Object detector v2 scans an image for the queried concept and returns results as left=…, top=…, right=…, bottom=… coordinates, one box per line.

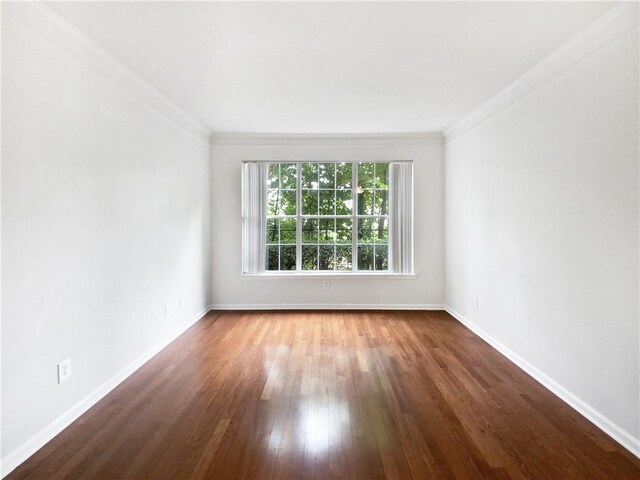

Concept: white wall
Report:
left=3, top=0, right=637, bottom=472
left=211, top=136, right=444, bottom=308
left=445, top=16, right=639, bottom=450
left=1, top=6, right=211, bottom=469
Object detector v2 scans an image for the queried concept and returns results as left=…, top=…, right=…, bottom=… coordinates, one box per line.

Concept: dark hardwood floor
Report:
left=8, top=310, right=640, bottom=479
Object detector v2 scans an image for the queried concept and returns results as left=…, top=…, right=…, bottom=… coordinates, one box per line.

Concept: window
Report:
left=243, top=161, right=413, bottom=275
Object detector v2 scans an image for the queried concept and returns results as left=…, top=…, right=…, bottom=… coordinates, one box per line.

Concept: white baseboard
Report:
left=1, top=306, right=212, bottom=478
left=211, top=303, right=444, bottom=310
left=445, top=306, right=640, bottom=458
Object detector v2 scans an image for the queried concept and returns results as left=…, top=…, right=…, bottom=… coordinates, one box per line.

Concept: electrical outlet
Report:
left=58, top=358, right=71, bottom=384
left=179, top=297, right=183, bottom=309
left=475, top=296, right=479, bottom=309
left=164, top=304, right=169, bottom=317
left=323, top=280, right=330, bottom=289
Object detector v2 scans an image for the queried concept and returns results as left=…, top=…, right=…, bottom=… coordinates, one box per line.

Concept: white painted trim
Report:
left=445, top=306, right=640, bottom=459
left=210, top=133, right=444, bottom=146
left=3, top=2, right=210, bottom=143
left=0, top=307, right=212, bottom=478
left=211, top=303, right=443, bottom=310
left=444, top=3, right=639, bottom=142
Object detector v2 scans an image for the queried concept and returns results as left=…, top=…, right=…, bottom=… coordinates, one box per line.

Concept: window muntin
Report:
left=265, top=161, right=389, bottom=272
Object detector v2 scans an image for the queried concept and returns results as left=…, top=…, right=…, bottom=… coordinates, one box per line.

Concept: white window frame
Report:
left=242, top=160, right=414, bottom=277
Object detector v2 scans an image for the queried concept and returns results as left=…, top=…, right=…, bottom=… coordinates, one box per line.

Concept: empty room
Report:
left=1, top=1, right=639, bottom=479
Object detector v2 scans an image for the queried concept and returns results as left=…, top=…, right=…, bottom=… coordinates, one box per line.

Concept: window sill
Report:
left=241, top=272, right=417, bottom=280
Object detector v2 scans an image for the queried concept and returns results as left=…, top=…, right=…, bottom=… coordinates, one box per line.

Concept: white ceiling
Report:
left=46, top=1, right=615, bottom=134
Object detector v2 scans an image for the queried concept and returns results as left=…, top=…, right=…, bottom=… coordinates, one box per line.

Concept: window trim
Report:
left=242, top=159, right=413, bottom=277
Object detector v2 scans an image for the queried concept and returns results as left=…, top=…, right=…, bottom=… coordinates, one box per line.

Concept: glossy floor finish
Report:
left=8, top=310, right=640, bottom=480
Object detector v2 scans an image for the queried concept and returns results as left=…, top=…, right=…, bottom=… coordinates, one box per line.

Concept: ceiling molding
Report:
left=210, top=133, right=445, bottom=147
left=4, top=2, right=211, bottom=143
left=444, top=3, right=639, bottom=143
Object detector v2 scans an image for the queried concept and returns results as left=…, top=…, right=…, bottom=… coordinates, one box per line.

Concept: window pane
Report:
left=319, top=245, right=335, bottom=270
left=336, top=219, right=352, bottom=244
left=336, top=163, right=352, bottom=189
left=336, top=245, right=352, bottom=271
left=358, top=218, right=374, bottom=244
left=302, top=190, right=318, bottom=215
left=374, top=163, right=389, bottom=190
left=280, top=163, right=297, bottom=189
left=268, top=189, right=296, bottom=216
left=267, top=189, right=279, bottom=216
left=319, top=219, right=335, bottom=244
left=267, top=163, right=279, bottom=189
left=374, top=218, right=389, bottom=244
left=280, top=245, right=296, bottom=271
left=302, top=245, right=318, bottom=270
left=375, top=245, right=389, bottom=271
left=358, top=163, right=375, bottom=189
left=319, top=219, right=336, bottom=243
left=357, top=245, right=374, bottom=271
left=266, top=218, right=278, bottom=244
left=357, top=190, right=373, bottom=215
left=281, top=190, right=297, bottom=215
left=373, top=190, right=388, bottom=216
left=336, top=190, right=352, bottom=214
left=358, top=218, right=387, bottom=244
left=319, top=190, right=335, bottom=215
left=302, top=219, right=318, bottom=243
left=266, top=218, right=298, bottom=245
left=319, top=163, right=335, bottom=189
left=266, top=245, right=279, bottom=270
left=280, top=218, right=297, bottom=243
left=302, top=163, right=318, bottom=189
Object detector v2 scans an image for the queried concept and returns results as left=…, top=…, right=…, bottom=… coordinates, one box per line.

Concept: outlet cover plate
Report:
left=58, top=358, right=71, bottom=384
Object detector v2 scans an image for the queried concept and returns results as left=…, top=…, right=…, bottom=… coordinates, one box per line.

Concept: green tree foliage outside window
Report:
left=266, top=162, right=389, bottom=272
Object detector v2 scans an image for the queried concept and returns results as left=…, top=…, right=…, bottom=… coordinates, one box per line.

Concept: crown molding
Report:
left=210, top=132, right=445, bottom=147
left=4, top=2, right=211, bottom=143
left=444, top=2, right=639, bottom=143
